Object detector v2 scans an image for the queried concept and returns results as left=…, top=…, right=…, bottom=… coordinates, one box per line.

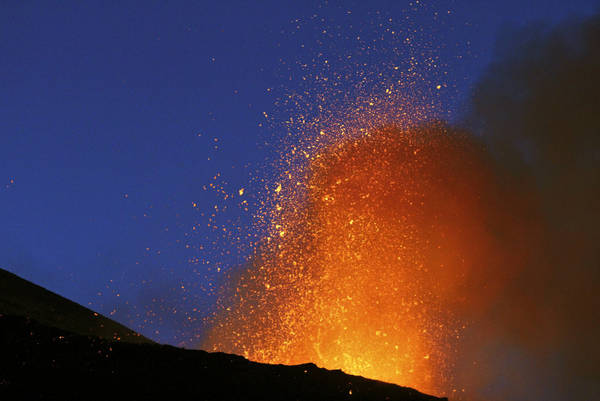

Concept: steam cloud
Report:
left=456, top=13, right=600, bottom=401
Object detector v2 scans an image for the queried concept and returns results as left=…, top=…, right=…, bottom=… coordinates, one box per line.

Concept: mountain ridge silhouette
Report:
left=0, top=268, right=447, bottom=401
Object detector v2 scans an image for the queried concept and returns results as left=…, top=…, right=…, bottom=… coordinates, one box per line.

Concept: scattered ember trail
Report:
left=202, top=123, right=534, bottom=396
left=196, top=9, right=600, bottom=401
left=200, top=7, right=540, bottom=398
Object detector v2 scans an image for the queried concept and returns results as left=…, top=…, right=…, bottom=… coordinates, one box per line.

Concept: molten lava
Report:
left=203, top=124, right=534, bottom=396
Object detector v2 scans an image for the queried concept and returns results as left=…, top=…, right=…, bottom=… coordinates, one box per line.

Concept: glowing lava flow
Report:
left=202, top=124, right=529, bottom=396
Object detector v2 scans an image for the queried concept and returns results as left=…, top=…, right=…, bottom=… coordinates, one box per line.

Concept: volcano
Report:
left=0, top=268, right=446, bottom=400
left=0, top=268, right=152, bottom=344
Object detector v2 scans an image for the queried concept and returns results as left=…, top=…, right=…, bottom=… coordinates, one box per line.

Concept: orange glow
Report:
left=202, top=124, right=532, bottom=396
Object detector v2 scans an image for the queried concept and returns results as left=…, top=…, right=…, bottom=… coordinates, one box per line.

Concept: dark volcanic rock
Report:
left=0, top=268, right=151, bottom=344
left=0, top=268, right=447, bottom=401
left=0, top=315, right=446, bottom=401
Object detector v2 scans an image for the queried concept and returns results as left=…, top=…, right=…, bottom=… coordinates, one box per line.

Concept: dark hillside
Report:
left=0, top=315, right=446, bottom=401
left=0, top=268, right=151, bottom=344
left=0, top=268, right=447, bottom=401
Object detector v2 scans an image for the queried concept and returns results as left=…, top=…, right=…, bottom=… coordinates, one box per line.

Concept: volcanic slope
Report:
left=0, top=268, right=446, bottom=401
left=0, top=268, right=151, bottom=344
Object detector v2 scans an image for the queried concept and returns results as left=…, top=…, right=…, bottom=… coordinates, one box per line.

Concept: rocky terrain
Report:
left=0, top=268, right=447, bottom=401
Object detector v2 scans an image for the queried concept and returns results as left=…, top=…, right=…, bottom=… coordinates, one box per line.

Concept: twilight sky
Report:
left=1, top=0, right=598, bottom=345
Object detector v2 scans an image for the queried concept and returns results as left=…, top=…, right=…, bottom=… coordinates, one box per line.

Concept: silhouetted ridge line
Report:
left=0, top=267, right=152, bottom=344
left=0, top=268, right=447, bottom=401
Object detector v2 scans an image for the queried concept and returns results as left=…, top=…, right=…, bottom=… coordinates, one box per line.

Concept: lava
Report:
left=197, top=9, right=600, bottom=401
left=202, top=123, right=536, bottom=396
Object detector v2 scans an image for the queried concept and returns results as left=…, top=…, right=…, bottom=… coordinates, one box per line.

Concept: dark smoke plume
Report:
left=458, top=14, right=600, bottom=401
left=202, top=13, right=599, bottom=401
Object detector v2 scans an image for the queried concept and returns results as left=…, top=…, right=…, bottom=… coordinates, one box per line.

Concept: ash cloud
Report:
left=202, top=13, right=599, bottom=401
left=458, top=13, right=600, bottom=401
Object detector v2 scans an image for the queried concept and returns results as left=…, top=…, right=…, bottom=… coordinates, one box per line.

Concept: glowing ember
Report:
left=190, top=8, right=600, bottom=401
left=200, top=7, right=537, bottom=397
left=202, top=123, right=532, bottom=396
